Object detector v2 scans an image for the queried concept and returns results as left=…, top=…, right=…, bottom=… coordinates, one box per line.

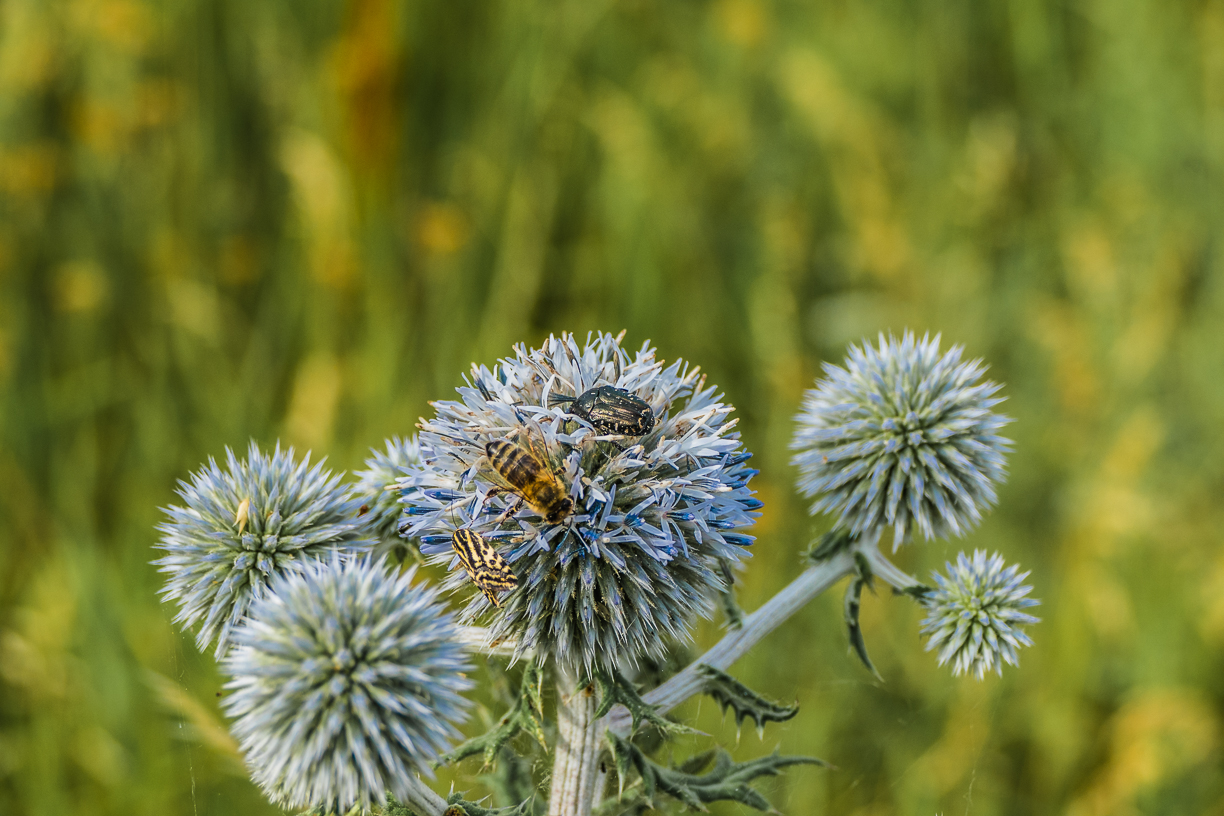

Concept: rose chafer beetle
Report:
left=551, top=385, right=656, bottom=437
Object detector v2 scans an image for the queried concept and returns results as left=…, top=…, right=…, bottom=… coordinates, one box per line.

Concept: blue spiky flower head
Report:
left=222, top=557, right=473, bottom=814
left=154, top=441, right=371, bottom=657
left=398, top=331, right=760, bottom=674
left=791, top=332, right=1011, bottom=548
left=351, top=436, right=424, bottom=561
left=920, top=550, right=1040, bottom=679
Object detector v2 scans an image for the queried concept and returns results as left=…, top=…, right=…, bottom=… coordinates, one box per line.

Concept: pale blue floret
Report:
left=351, top=436, right=424, bottom=557
left=790, top=332, right=1012, bottom=548
left=919, top=550, right=1040, bottom=679
left=222, top=557, right=472, bottom=814
left=397, top=332, right=760, bottom=674
left=154, top=441, right=372, bottom=657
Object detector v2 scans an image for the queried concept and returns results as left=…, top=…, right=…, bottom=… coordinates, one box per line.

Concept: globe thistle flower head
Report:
left=154, top=441, right=372, bottom=657
left=790, top=332, right=1011, bottom=548
left=919, top=550, right=1040, bottom=679
left=222, top=557, right=473, bottom=814
left=398, top=331, right=760, bottom=674
left=351, top=436, right=424, bottom=560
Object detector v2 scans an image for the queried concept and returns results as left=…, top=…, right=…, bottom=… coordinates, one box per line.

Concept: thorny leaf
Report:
left=480, top=745, right=542, bottom=815
left=375, top=796, right=420, bottom=815
left=844, top=553, right=883, bottom=682
left=805, top=529, right=855, bottom=564
left=717, top=559, right=744, bottom=630
left=594, top=753, right=720, bottom=816
left=592, top=787, right=654, bottom=816
left=897, top=582, right=935, bottom=601
left=606, top=732, right=829, bottom=812
left=443, top=792, right=534, bottom=816
left=309, top=805, right=366, bottom=816
left=594, top=666, right=698, bottom=736
left=439, top=661, right=547, bottom=767
left=696, top=665, right=798, bottom=737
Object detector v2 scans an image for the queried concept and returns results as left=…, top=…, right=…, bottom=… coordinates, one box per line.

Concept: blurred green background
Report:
left=2, top=0, right=1223, bottom=814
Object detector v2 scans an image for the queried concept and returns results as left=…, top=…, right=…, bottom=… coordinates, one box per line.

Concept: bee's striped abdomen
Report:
left=484, top=438, right=573, bottom=524
left=485, top=439, right=544, bottom=489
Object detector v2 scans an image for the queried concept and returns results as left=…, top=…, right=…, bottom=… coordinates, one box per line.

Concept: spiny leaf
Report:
left=606, top=732, right=830, bottom=812
left=444, top=792, right=534, bottom=816
left=696, top=665, right=798, bottom=737
left=592, top=786, right=653, bottom=816
left=594, top=666, right=697, bottom=736
left=844, top=554, right=883, bottom=682
left=439, top=661, right=547, bottom=767
left=479, top=745, right=541, bottom=814
left=375, top=796, right=418, bottom=815
left=806, top=529, right=855, bottom=564
left=718, top=559, right=744, bottom=630
left=897, top=582, right=935, bottom=601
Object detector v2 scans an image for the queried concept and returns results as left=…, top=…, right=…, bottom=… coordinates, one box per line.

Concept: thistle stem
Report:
left=858, top=543, right=924, bottom=592
left=548, top=669, right=601, bottom=816
left=603, top=549, right=856, bottom=737
left=400, top=773, right=449, bottom=816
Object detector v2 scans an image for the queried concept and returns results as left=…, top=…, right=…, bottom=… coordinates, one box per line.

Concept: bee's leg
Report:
left=493, top=495, right=524, bottom=525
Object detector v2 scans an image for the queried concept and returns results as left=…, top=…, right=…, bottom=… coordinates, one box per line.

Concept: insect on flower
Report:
left=550, top=385, right=657, bottom=437
left=451, top=528, right=518, bottom=607
left=484, top=437, right=573, bottom=524
left=401, top=332, right=759, bottom=672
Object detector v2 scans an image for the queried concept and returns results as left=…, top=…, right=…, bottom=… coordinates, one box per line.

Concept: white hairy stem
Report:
left=548, top=669, right=601, bottom=816
left=400, top=773, right=450, bottom=816
left=603, top=548, right=856, bottom=737
left=858, top=542, right=924, bottom=592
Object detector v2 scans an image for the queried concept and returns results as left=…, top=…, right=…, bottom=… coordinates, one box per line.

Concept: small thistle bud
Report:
left=791, top=332, right=1012, bottom=548
left=919, top=550, right=1040, bottom=679
left=223, top=557, right=472, bottom=813
left=399, top=332, right=760, bottom=674
left=154, top=442, right=371, bottom=657
left=351, top=436, right=424, bottom=559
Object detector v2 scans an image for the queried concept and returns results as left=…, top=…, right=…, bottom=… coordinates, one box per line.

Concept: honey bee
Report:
left=485, top=438, right=573, bottom=523
left=451, top=528, right=518, bottom=607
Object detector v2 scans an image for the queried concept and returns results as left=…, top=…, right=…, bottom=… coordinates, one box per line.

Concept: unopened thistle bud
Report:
left=351, top=436, right=424, bottom=560
left=223, top=557, right=472, bottom=813
left=919, top=550, right=1040, bottom=679
left=791, top=332, right=1011, bottom=548
left=154, top=442, right=371, bottom=657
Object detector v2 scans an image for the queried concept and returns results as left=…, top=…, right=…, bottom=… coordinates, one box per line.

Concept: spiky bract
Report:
left=919, top=550, right=1040, bottom=679
left=398, top=332, right=760, bottom=674
left=791, top=332, right=1011, bottom=548
left=351, top=436, right=424, bottom=559
left=155, top=442, right=371, bottom=657
left=222, top=557, right=472, bottom=813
